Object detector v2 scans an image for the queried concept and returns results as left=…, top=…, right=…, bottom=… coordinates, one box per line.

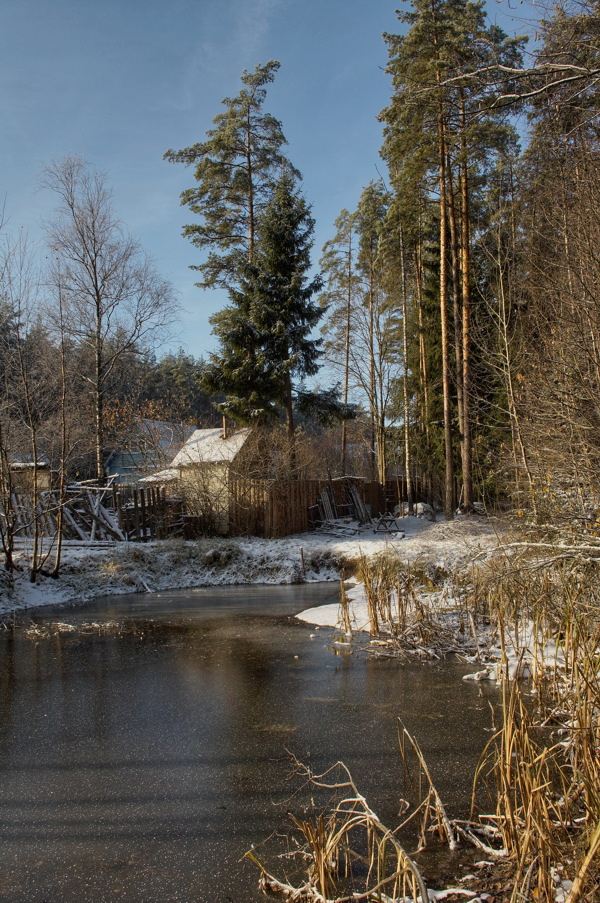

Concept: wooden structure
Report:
left=113, top=485, right=183, bottom=541
left=229, top=478, right=327, bottom=538
left=4, top=486, right=124, bottom=542
left=2, top=484, right=181, bottom=544
left=105, top=419, right=196, bottom=485
left=1, top=471, right=443, bottom=545
left=9, top=461, right=53, bottom=493
left=143, top=427, right=252, bottom=535
left=228, top=476, right=392, bottom=538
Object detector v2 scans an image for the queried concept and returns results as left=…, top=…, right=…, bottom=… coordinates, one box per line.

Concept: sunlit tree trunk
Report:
left=446, top=157, right=465, bottom=474
left=439, top=110, right=455, bottom=518
left=399, top=222, right=414, bottom=514
left=459, top=95, right=473, bottom=511
left=341, top=240, right=352, bottom=474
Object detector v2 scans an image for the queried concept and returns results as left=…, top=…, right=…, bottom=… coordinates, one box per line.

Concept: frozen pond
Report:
left=0, top=584, right=497, bottom=902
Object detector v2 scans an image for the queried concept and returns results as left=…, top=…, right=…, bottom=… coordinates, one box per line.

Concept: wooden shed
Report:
left=144, top=427, right=251, bottom=535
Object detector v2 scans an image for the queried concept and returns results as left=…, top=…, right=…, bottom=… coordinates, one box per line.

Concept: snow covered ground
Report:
left=0, top=514, right=501, bottom=616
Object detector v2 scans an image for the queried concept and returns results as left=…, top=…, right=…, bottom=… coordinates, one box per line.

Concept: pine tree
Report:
left=354, top=182, right=397, bottom=483
left=164, top=61, right=296, bottom=289
left=381, top=0, right=524, bottom=514
left=203, top=170, right=323, bottom=437
left=320, top=185, right=400, bottom=482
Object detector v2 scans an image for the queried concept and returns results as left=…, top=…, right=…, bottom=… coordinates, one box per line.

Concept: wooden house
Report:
left=143, top=427, right=252, bottom=534
left=9, top=458, right=52, bottom=493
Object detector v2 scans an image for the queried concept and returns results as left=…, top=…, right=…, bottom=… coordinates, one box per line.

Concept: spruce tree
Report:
left=203, top=170, right=323, bottom=436
left=164, top=61, right=296, bottom=289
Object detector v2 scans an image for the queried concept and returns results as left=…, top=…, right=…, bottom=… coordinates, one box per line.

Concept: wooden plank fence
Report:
left=228, top=474, right=445, bottom=539
left=229, top=478, right=328, bottom=538
left=114, top=486, right=183, bottom=541
left=1, top=473, right=445, bottom=545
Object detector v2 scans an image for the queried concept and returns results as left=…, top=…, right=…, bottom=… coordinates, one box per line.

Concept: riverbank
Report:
left=2, top=516, right=597, bottom=901
left=0, top=514, right=501, bottom=616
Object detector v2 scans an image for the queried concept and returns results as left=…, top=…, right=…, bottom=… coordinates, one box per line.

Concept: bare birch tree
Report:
left=43, top=156, right=178, bottom=482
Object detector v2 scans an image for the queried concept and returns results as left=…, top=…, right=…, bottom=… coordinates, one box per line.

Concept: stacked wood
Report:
left=0, top=483, right=183, bottom=544
left=1, top=487, right=125, bottom=542
left=347, top=484, right=372, bottom=524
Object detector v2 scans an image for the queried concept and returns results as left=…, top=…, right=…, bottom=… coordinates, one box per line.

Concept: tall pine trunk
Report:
left=459, top=96, right=473, bottom=511
left=446, top=157, right=465, bottom=475
left=341, top=240, right=352, bottom=474
left=368, top=270, right=377, bottom=481
left=415, top=230, right=430, bottom=439
left=399, top=223, right=414, bottom=515
left=439, top=110, right=455, bottom=518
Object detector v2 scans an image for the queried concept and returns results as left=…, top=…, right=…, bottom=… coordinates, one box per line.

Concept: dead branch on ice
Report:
left=245, top=758, right=429, bottom=903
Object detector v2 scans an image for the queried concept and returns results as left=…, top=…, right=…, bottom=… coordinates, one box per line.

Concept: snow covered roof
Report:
left=170, top=428, right=251, bottom=468
left=10, top=461, right=51, bottom=471
left=139, top=468, right=179, bottom=484
left=10, top=454, right=51, bottom=469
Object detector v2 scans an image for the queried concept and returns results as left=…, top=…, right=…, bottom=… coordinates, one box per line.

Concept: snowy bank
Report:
left=0, top=515, right=500, bottom=616
left=296, top=515, right=501, bottom=631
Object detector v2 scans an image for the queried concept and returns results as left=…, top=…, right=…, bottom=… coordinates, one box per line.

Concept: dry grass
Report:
left=397, top=722, right=460, bottom=853
left=245, top=759, right=428, bottom=903
left=354, top=552, right=454, bottom=655
left=334, top=535, right=600, bottom=902
left=464, top=546, right=600, bottom=903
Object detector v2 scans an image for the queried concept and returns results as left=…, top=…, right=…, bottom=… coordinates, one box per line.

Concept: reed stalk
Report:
left=338, top=579, right=352, bottom=635
left=245, top=760, right=428, bottom=902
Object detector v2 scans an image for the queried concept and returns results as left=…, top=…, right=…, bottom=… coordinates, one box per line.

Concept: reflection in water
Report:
left=0, top=584, right=497, bottom=903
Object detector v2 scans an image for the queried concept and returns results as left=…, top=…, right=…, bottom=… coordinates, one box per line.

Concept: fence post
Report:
left=132, top=489, right=140, bottom=541
left=140, top=487, right=148, bottom=541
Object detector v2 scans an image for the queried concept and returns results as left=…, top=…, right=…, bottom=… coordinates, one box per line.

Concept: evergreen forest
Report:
left=1, top=0, right=600, bottom=529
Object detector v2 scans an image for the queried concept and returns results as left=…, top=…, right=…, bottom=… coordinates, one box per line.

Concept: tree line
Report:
left=0, top=157, right=219, bottom=575
left=2, top=0, right=599, bottom=577
left=167, top=0, right=598, bottom=524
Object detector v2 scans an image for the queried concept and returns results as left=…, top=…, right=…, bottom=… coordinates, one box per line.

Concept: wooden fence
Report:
left=228, top=474, right=445, bottom=539
left=229, top=478, right=328, bottom=538
left=2, top=474, right=445, bottom=545
left=114, top=486, right=183, bottom=541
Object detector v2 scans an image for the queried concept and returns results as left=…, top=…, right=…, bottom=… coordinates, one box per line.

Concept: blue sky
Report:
left=1, top=0, right=540, bottom=358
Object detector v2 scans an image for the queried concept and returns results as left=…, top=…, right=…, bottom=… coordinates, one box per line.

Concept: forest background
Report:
left=1, top=0, right=599, bottom=545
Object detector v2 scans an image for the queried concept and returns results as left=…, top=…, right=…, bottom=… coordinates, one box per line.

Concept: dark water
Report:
left=0, top=584, right=497, bottom=903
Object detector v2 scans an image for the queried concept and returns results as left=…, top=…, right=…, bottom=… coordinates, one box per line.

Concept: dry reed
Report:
left=252, top=537, right=600, bottom=901
left=245, top=759, right=428, bottom=903
left=463, top=546, right=600, bottom=902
